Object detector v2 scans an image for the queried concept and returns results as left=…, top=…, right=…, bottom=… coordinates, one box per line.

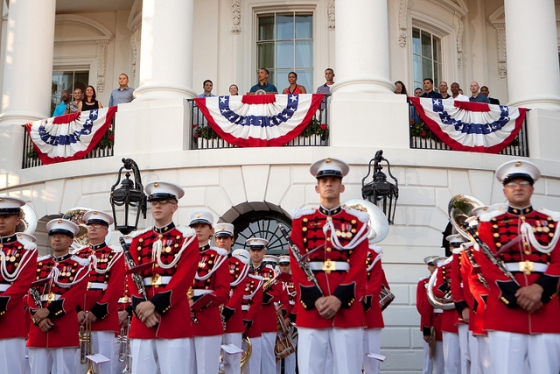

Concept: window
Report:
left=257, top=12, right=313, bottom=91
left=51, top=70, right=89, bottom=115
left=231, top=210, right=292, bottom=256
left=412, top=28, right=442, bottom=91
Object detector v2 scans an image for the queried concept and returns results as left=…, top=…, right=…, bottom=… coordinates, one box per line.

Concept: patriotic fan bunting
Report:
left=194, top=94, right=325, bottom=147
left=409, top=97, right=527, bottom=153
left=26, top=107, right=117, bottom=165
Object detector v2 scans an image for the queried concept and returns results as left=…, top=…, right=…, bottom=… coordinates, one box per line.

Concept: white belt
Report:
left=88, top=282, right=108, bottom=290
left=40, top=294, right=62, bottom=302
left=242, top=305, right=251, bottom=311
left=143, top=276, right=172, bottom=286
left=193, top=289, right=214, bottom=297
left=504, top=262, right=548, bottom=273
left=0, top=284, right=10, bottom=292
left=118, top=297, right=130, bottom=304
left=434, top=309, right=444, bottom=314
left=308, top=261, right=350, bottom=272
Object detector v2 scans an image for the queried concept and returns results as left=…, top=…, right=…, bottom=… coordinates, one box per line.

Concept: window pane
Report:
left=259, top=16, right=274, bottom=41
left=295, top=70, right=312, bottom=92
left=268, top=69, right=275, bottom=87
left=413, top=55, right=422, bottom=88
left=422, top=57, right=432, bottom=79
left=295, top=15, right=312, bottom=39
left=435, top=63, right=442, bottom=88
left=258, top=43, right=275, bottom=69
left=433, top=37, right=442, bottom=63
left=412, top=28, right=420, bottom=55
left=276, top=70, right=290, bottom=91
left=295, top=41, right=312, bottom=68
left=421, top=32, right=432, bottom=58
left=276, top=41, right=294, bottom=69
left=276, top=14, right=294, bottom=40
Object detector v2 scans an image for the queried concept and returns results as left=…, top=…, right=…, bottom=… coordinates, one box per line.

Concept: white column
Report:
left=331, top=0, right=393, bottom=94
left=0, top=0, right=56, bottom=126
left=134, top=0, right=196, bottom=101
left=504, top=0, right=560, bottom=110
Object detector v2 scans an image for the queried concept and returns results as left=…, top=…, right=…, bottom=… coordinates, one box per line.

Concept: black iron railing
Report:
left=189, top=98, right=329, bottom=149
left=408, top=101, right=529, bottom=157
left=22, top=121, right=115, bottom=169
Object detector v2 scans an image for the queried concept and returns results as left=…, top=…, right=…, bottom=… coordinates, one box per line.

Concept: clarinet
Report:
left=120, top=236, right=148, bottom=301
left=29, top=287, right=43, bottom=309
left=278, top=224, right=323, bottom=296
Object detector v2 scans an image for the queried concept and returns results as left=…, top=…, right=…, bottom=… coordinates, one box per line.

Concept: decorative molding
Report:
left=96, top=41, right=108, bottom=93
left=130, top=27, right=141, bottom=86
left=454, top=13, right=464, bottom=68
left=231, top=0, right=241, bottom=34
left=398, top=0, right=408, bottom=47
left=2, top=0, right=8, bottom=20
left=488, top=6, right=507, bottom=79
left=327, top=0, right=335, bottom=29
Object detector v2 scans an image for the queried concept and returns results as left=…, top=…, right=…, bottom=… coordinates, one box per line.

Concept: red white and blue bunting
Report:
left=26, top=107, right=117, bottom=165
left=194, top=94, right=324, bottom=147
left=409, top=97, right=527, bottom=153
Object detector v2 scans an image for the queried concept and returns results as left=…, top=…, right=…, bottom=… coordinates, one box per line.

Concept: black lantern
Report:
left=361, top=150, right=399, bottom=224
left=110, top=158, right=147, bottom=235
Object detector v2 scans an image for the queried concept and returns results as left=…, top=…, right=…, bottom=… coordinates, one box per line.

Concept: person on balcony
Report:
left=198, top=80, right=216, bottom=98
left=394, top=81, right=408, bottom=95
left=52, top=90, right=70, bottom=117
left=439, top=81, right=450, bottom=99
left=414, top=87, right=423, bottom=97
left=108, top=74, right=134, bottom=107
left=65, top=87, right=83, bottom=114
left=78, top=85, right=103, bottom=112
left=282, top=72, right=307, bottom=94
left=229, top=84, right=239, bottom=96
left=480, top=86, right=500, bottom=105
left=468, top=82, right=490, bottom=103
left=421, top=78, right=442, bottom=99
left=450, top=82, right=469, bottom=102
left=317, top=68, right=335, bottom=110
left=249, top=68, right=278, bottom=94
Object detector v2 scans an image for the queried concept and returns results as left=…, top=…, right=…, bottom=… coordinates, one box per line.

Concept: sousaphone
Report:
left=15, top=204, right=38, bottom=235
left=341, top=199, right=389, bottom=243
left=448, top=194, right=485, bottom=240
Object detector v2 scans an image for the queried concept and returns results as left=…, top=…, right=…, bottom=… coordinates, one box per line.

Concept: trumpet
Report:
left=117, top=316, right=131, bottom=373
left=79, top=312, right=96, bottom=374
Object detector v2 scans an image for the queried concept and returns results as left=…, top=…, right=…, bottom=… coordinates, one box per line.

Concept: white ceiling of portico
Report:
left=55, top=0, right=134, bottom=13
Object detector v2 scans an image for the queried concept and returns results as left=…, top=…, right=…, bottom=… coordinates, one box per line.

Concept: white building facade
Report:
left=0, top=0, right=559, bottom=372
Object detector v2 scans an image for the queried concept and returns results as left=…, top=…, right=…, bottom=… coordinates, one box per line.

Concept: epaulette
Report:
left=17, top=236, right=38, bottom=251
left=344, top=206, right=370, bottom=223
left=538, top=208, right=560, bottom=221
left=437, top=256, right=452, bottom=268
left=71, top=245, right=88, bottom=255
left=248, top=274, right=263, bottom=281
left=176, top=225, right=196, bottom=238
left=129, top=226, right=152, bottom=239
left=452, top=247, right=463, bottom=254
left=418, top=275, right=429, bottom=281
left=477, top=203, right=508, bottom=222
left=210, top=247, right=228, bottom=257
left=38, top=254, right=51, bottom=262
left=71, top=255, right=91, bottom=267
left=291, top=207, right=316, bottom=220
left=370, top=245, right=383, bottom=254
left=108, top=244, right=123, bottom=253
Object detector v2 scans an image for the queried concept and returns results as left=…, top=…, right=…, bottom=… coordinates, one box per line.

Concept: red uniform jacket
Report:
left=224, top=256, right=249, bottom=334
left=0, top=234, right=37, bottom=339
left=416, top=276, right=442, bottom=341
left=289, top=206, right=369, bottom=329
left=243, top=274, right=264, bottom=339
left=128, top=224, right=199, bottom=339
left=27, top=253, right=90, bottom=348
left=475, top=206, right=560, bottom=334
left=117, top=276, right=132, bottom=312
left=432, top=258, right=459, bottom=333
left=364, top=247, right=384, bottom=329
left=192, top=246, right=230, bottom=337
left=459, top=245, right=489, bottom=335
left=252, top=264, right=286, bottom=333
left=73, top=243, right=125, bottom=333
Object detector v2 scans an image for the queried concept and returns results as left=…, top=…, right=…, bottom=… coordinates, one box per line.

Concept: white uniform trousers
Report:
left=29, top=347, right=77, bottom=374
left=223, top=332, right=242, bottom=374
left=0, top=337, right=26, bottom=374
left=457, top=324, right=470, bottom=374
left=194, top=335, right=223, bottom=374
left=488, top=331, right=560, bottom=374
left=363, top=328, right=382, bottom=374
left=298, top=327, right=364, bottom=374
left=243, top=336, right=261, bottom=374
left=75, top=331, right=119, bottom=374
left=130, top=337, right=195, bottom=374
left=422, top=340, right=444, bottom=374
left=261, top=332, right=276, bottom=374
left=324, top=340, right=334, bottom=374
left=442, top=331, right=460, bottom=374
left=471, top=334, right=494, bottom=374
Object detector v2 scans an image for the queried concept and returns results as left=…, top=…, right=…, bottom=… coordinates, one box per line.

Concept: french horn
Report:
left=15, top=204, right=38, bottom=235
left=341, top=198, right=389, bottom=244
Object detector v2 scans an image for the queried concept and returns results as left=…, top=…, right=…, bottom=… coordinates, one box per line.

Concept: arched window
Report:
left=412, top=27, right=442, bottom=91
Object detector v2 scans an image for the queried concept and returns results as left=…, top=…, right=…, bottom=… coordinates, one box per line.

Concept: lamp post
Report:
left=110, top=158, right=147, bottom=235
left=361, top=150, right=399, bottom=224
